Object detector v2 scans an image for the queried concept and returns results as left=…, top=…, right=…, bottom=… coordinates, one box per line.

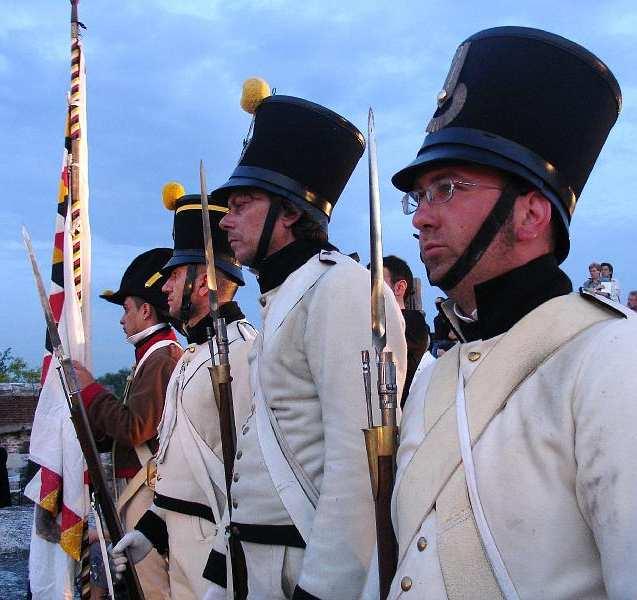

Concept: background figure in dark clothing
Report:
left=382, top=255, right=430, bottom=407
left=0, top=446, right=11, bottom=507
left=431, top=296, right=458, bottom=357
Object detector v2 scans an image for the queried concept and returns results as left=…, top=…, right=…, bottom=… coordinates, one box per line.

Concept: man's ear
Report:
left=278, top=204, right=302, bottom=230
left=141, top=302, right=153, bottom=321
left=196, top=271, right=209, bottom=298
left=394, top=279, right=408, bottom=298
left=515, top=191, right=552, bottom=243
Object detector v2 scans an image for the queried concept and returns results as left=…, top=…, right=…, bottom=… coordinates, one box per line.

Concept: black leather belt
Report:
left=154, top=493, right=215, bottom=522
left=230, top=522, right=306, bottom=548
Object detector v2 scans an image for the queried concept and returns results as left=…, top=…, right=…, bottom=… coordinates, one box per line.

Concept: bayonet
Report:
left=368, top=108, right=387, bottom=356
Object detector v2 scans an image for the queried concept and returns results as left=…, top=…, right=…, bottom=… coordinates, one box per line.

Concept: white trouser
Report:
left=121, top=484, right=171, bottom=600
left=164, top=511, right=217, bottom=600
left=242, top=541, right=304, bottom=599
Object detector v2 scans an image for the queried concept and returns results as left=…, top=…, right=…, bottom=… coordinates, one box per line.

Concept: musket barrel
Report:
left=362, top=110, right=399, bottom=599
left=199, top=163, right=248, bottom=598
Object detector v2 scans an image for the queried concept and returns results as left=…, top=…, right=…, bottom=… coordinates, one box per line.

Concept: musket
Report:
left=199, top=162, right=248, bottom=599
left=22, top=226, right=145, bottom=600
left=361, top=108, right=399, bottom=599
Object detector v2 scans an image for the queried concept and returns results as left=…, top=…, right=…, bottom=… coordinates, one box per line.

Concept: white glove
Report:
left=109, top=530, right=153, bottom=580
left=202, top=582, right=228, bottom=600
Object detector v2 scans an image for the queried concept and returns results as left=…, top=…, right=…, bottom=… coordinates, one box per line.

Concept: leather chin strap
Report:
left=250, top=197, right=281, bottom=271
left=178, top=263, right=199, bottom=326
left=431, top=182, right=521, bottom=291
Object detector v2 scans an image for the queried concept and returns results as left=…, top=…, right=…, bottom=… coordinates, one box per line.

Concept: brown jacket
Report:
left=82, top=328, right=182, bottom=477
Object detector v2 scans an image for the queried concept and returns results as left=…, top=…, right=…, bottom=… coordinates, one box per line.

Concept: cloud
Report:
left=6, top=0, right=637, bottom=372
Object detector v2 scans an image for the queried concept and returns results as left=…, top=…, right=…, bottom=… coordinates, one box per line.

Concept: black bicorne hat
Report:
left=210, top=95, right=366, bottom=229
left=392, top=26, right=622, bottom=261
left=100, top=248, right=173, bottom=312
left=163, top=193, right=244, bottom=285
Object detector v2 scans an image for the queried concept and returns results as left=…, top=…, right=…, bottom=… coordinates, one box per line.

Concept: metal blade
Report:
left=368, top=108, right=386, bottom=355
left=200, top=160, right=220, bottom=320
left=22, top=226, right=64, bottom=357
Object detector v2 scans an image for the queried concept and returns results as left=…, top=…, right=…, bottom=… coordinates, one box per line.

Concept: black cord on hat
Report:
left=250, top=197, right=282, bottom=271
left=179, top=263, right=200, bottom=326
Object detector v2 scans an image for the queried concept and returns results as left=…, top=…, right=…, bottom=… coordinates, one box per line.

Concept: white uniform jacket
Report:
left=137, top=316, right=256, bottom=557
left=231, top=250, right=407, bottom=599
left=384, top=294, right=637, bottom=600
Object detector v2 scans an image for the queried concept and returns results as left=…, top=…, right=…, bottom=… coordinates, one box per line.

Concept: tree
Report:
left=0, top=348, right=40, bottom=383
left=96, top=368, right=130, bottom=398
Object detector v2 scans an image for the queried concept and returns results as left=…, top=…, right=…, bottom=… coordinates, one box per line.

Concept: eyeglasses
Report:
left=401, top=177, right=504, bottom=215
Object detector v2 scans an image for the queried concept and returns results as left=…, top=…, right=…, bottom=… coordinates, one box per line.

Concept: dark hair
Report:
left=600, top=262, right=614, bottom=276
left=128, top=295, right=167, bottom=322
left=279, top=197, right=328, bottom=243
left=234, top=187, right=328, bottom=244
left=383, top=255, right=414, bottom=299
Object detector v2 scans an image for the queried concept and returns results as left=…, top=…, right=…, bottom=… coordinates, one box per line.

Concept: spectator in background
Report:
left=382, top=255, right=430, bottom=407
left=431, top=296, right=458, bottom=357
left=600, top=261, right=621, bottom=302
left=581, top=262, right=604, bottom=293
left=0, top=447, right=10, bottom=507
left=627, top=291, right=637, bottom=312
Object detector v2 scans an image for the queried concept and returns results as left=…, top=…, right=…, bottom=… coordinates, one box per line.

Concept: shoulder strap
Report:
left=135, top=338, right=181, bottom=373
left=396, top=293, right=617, bottom=559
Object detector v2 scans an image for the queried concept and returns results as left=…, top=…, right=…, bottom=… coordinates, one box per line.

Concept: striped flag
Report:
left=24, top=2, right=92, bottom=596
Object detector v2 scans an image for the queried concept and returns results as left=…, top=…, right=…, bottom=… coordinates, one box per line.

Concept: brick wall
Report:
left=0, top=383, right=39, bottom=430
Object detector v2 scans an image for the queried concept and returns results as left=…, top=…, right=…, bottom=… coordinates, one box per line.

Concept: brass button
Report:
left=232, top=499, right=238, bottom=509
left=417, top=537, right=428, bottom=551
left=468, top=351, right=481, bottom=362
left=233, top=472, right=240, bottom=483
left=401, top=576, right=413, bottom=592
left=236, top=450, right=243, bottom=460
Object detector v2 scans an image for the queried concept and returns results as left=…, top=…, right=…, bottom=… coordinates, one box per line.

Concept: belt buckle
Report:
left=146, top=458, right=158, bottom=490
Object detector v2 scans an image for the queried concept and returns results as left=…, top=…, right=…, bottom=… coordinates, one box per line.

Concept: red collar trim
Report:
left=135, top=327, right=177, bottom=363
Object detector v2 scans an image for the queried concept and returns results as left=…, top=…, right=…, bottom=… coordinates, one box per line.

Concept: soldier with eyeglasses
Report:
left=364, top=27, right=637, bottom=600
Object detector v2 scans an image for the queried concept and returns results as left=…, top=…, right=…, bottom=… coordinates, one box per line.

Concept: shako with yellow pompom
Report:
left=161, top=181, right=244, bottom=285
left=210, top=77, right=365, bottom=269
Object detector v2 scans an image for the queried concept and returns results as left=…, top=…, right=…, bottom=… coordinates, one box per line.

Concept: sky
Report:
left=2, top=0, right=636, bottom=376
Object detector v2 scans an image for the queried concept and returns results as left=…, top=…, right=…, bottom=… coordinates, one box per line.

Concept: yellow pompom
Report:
left=240, top=78, right=271, bottom=114
left=162, top=181, right=186, bottom=210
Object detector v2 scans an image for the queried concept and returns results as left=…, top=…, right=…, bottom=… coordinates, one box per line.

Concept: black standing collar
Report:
left=257, top=239, right=337, bottom=294
left=184, top=301, right=245, bottom=345
left=457, top=254, right=573, bottom=342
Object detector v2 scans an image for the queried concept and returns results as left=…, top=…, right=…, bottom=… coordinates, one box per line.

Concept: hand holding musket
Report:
left=361, top=109, right=399, bottom=600
left=199, top=162, right=248, bottom=599
left=22, top=226, right=145, bottom=600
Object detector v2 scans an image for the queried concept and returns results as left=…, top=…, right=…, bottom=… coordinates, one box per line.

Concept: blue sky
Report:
left=2, top=0, right=636, bottom=375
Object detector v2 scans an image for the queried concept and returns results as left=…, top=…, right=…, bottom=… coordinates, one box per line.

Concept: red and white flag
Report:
left=25, top=4, right=92, bottom=596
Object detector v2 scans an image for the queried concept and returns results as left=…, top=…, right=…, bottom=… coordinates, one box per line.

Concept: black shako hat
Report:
left=162, top=193, right=244, bottom=285
left=100, top=248, right=172, bottom=312
left=392, top=26, right=622, bottom=262
left=210, top=95, right=366, bottom=229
